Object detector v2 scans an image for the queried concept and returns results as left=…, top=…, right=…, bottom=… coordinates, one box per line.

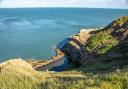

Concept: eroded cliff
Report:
left=58, top=16, right=128, bottom=67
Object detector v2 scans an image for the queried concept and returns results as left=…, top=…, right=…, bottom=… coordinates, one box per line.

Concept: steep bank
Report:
left=57, top=28, right=100, bottom=67
left=59, top=16, right=128, bottom=68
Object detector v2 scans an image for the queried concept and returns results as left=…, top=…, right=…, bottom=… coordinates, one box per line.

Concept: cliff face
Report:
left=57, top=29, right=98, bottom=67
left=58, top=16, right=128, bottom=67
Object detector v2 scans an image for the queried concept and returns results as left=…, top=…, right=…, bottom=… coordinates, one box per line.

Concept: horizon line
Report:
left=0, top=7, right=128, bottom=10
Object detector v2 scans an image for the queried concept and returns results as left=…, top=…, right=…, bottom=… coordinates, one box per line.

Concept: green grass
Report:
left=0, top=72, right=40, bottom=89
left=115, top=16, right=128, bottom=26
left=86, top=31, right=112, bottom=49
left=85, top=31, right=118, bottom=55
left=0, top=58, right=128, bottom=89
left=0, top=67, right=128, bottom=89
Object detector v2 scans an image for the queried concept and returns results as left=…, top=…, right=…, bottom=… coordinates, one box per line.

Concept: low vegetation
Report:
left=113, top=16, right=128, bottom=26
left=0, top=58, right=128, bottom=89
left=85, top=31, right=118, bottom=55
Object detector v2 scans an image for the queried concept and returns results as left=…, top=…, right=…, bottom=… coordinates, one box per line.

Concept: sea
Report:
left=0, top=8, right=128, bottom=62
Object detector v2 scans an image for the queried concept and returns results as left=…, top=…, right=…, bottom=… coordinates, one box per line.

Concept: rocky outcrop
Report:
left=57, top=16, right=128, bottom=67
left=57, top=28, right=99, bottom=67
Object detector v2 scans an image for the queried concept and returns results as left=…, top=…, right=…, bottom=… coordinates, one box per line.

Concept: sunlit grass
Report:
left=0, top=58, right=128, bottom=89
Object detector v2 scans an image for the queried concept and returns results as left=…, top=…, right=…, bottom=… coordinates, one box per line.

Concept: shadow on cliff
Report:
left=52, top=16, right=128, bottom=76
left=70, top=41, right=128, bottom=74
left=57, top=37, right=128, bottom=74
left=57, top=38, right=86, bottom=67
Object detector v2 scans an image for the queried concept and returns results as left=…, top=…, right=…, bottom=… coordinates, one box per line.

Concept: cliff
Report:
left=58, top=16, right=128, bottom=68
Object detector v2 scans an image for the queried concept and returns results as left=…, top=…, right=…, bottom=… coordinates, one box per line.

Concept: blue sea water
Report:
left=0, top=8, right=128, bottom=62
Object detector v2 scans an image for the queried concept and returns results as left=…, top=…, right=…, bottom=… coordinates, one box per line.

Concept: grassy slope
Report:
left=0, top=16, right=128, bottom=89
left=1, top=59, right=128, bottom=89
